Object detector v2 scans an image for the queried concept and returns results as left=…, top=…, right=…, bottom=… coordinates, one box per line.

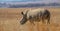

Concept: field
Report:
left=0, top=7, right=60, bottom=31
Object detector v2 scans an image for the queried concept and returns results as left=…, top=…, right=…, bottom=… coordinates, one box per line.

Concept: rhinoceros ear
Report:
left=21, top=12, right=24, bottom=15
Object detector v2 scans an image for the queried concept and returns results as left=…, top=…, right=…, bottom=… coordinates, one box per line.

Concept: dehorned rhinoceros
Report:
left=20, top=8, right=50, bottom=25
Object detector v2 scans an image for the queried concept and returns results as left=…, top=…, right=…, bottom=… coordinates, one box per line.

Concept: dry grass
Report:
left=0, top=7, right=60, bottom=31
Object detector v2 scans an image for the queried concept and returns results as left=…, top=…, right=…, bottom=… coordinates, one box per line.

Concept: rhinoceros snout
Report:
left=20, top=19, right=27, bottom=25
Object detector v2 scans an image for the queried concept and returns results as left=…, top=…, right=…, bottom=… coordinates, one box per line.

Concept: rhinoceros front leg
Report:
left=29, top=20, right=35, bottom=25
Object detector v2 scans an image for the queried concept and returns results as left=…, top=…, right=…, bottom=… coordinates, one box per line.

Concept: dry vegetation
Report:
left=0, top=7, right=60, bottom=31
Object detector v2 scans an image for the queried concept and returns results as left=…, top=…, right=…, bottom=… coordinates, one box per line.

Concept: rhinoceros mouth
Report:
left=20, top=18, right=27, bottom=25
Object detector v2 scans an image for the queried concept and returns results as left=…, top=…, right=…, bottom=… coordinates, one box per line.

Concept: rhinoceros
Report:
left=20, top=9, right=50, bottom=25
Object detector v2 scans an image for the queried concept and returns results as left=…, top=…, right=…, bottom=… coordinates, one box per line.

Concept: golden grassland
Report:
left=0, top=7, right=60, bottom=31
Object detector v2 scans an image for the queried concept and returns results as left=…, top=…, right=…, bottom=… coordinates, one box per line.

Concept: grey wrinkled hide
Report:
left=20, top=9, right=50, bottom=25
